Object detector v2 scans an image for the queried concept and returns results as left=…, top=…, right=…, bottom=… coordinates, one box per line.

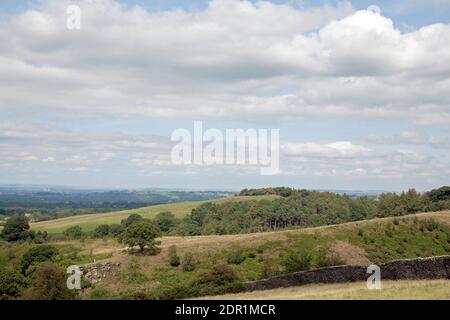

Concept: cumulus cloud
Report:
left=0, top=0, right=449, bottom=124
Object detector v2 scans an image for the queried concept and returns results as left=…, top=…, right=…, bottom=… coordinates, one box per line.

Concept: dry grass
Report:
left=197, top=280, right=450, bottom=300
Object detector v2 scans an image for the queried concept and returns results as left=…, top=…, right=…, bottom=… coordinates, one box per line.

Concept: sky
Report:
left=0, top=0, right=449, bottom=191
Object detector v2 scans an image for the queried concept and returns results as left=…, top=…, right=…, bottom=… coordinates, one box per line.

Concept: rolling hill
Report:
left=31, top=195, right=278, bottom=234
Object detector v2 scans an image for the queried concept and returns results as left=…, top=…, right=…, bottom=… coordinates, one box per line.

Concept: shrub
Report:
left=226, top=248, right=246, bottom=265
left=195, top=264, right=243, bottom=296
left=261, top=260, right=280, bottom=279
left=64, top=226, right=83, bottom=240
left=109, top=224, right=124, bottom=237
left=0, top=267, right=25, bottom=299
left=168, top=245, right=181, bottom=267
left=182, top=252, right=196, bottom=272
left=21, top=245, right=59, bottom=274
left=315, top=248, right=345, bottom=268
left=421, top=219, right=440, bottom=232
left=280, top=250, right=312, bottom=273
left=93, top=225, right=110, bottom=238
left=25, top=262, right=77, bottom=300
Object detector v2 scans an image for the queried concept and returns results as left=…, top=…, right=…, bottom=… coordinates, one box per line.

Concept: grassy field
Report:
left=31, top=195, right=277, bottom=234
left=197, top=280, right=450, bottom=300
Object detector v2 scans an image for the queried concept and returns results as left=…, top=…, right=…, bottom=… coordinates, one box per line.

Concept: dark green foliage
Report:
left=280, top=250, right=312, bottom=273
left=176, top=187, right=450, bottom=236
left=195, top=264, right=243, bottom=296
left=168, top=245, right=180, bottom=267
left=121, top=221, right=161, bottom=254
left=109, top=224, right=124, bottom=237
left=153, top=211, right=178, bottom=233
left=121, top=214, right=144, bottom=228
left=176, top=218, right=201, bottom=236
left=182, top=252, right=196, bottom=272
left=25, top=262, right=76, bottom=300
left=239, top=187, right=294, bottom=197
left=0, top=216, right=34, bottom=242
left=93, top=224, right=110, bottom=238
left=21, top=245, right=59, bottom=274
left=63, top=226, right=83, bottom=240
left=427, top=186, right=450, bottom=202
left=0, top=267, right=26, bottom=299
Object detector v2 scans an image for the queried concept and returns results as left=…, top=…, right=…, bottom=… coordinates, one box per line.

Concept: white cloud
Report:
left=0, top=0, right=449, bottom=123
left=282, top=141, right=371, bottom=159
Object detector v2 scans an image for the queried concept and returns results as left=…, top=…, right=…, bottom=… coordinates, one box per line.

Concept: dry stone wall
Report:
left=244, top=255, right=450, bottom=292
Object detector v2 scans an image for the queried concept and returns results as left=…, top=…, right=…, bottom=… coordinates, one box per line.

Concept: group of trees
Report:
left=174, top=186, right=450, bottom=236
left=0, top=216, right=48, bottom=243
left=64, top=186, right=448, bottom=238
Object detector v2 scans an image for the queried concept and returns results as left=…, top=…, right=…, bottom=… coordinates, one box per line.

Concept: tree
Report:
left=121, top=222, right=161, bottom=254
left=21, top=245, right=59, bottom=274
left=25, top=262, right=77, bottom=300
left=63, top=226, right=83, bottom=240
left=121, top=214, right=144, bottom=228
left=428, top=186, right=450, bottom=202
left=153, top=211, right=177, bottom=233
left=0, top=216, right=34, bottom=242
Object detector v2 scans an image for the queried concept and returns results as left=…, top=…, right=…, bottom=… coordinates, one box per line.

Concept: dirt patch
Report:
left=330, top=241, right=371, bottom=265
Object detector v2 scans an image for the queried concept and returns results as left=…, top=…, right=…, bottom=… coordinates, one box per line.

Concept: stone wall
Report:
left=80, top=262, right=121, bottom=284
left=244, top=255, right=450, bottom=292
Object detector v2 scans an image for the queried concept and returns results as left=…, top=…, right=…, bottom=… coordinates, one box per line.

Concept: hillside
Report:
left=15, top=209, right=448, bottom=300
left=31, top=195, right=278, bottom=234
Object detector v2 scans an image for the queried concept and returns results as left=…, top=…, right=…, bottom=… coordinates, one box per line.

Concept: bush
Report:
left=315, top=248, right=345, bottom=268
left=261, top=260, right=280, bottom=279
left=109, top=224, right=124, bottom=237
left=421, top=219, right=440, bottom=232
left=168, top=245, right=181, bottom=267
left=0, top=267, right=25, bottom=299
left=25, top=262, right=77, bottom=300
left=226, top=248, right=246, bottom=265
left=93, top=225, right=110, bottom=238
left=64, top=226, right=83, bottom=240
left=21, top=245, right=59, bottom=274
left=280, top=250, right=312, bottom=273
left=182, top=252, right=196, bottom=272
left=195, top=264, right=243, bottom=296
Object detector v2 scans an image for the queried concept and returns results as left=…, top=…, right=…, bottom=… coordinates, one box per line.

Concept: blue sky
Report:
left=0, top=0, right=449, bottom=191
